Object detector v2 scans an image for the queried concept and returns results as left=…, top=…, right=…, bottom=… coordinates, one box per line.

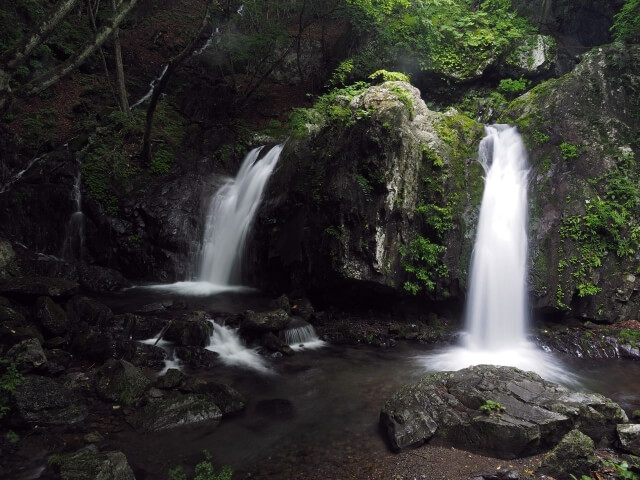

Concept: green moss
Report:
left=387, top=84, right=415, bottom=119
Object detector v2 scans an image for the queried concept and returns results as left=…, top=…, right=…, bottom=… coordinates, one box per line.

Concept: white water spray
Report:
left=282, top=324, right=326, bottom=351
left=147, top=144, right=283, bottom=296
left=421, top=125, right=569, bottom=382
left=206, top=321, right=270, bottom=373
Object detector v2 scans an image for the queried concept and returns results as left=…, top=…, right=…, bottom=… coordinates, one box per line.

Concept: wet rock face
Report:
left=12, top=375, right=88, bottom=426
left=0, top=239, right=19, bottom=279
left=380, top=365, right=627, bottom=459
left=95, top=359, right=151, bottom=405
left=252, top=81, right=483, bottom=303
left=504, top=44, right=640, bottom=322
left=617, top=424, right=640, bottom=456
left=128, top=393, right=223, bottom=432
left=55, top=445, right=136, bottom=480
left=163, top=311, right=212, bottom=347
left=538, top=429, right=597, bottom=480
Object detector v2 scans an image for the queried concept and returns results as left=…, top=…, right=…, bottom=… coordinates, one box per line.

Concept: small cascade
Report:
left=198, top=144, right=284, bottom=285
left=282, top=324, right=326, bottom=351
left=140, top=336, right=182, bottom=375
left=206, top=321, right=270, bottom=373
left=421, top=125, right=569, bottom=382
left=61, top=167, right=85, bottom=261
left=131, top=64, right=168, bottom=109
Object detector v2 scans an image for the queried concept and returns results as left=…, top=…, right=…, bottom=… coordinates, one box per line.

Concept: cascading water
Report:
left=206, top=321, right=270, bottom=373
left=422, top=125, right=568, bottom=381
left=61, top=168, right=85, bottom=261
left=281, top=324, right=326, bottom=351
left=149, top=144, right=283, bottom=295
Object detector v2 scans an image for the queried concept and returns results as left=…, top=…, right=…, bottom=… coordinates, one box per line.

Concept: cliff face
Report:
left=504, top=43, right=640, bottom=322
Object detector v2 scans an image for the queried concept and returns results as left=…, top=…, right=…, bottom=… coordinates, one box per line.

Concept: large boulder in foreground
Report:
left=380, top=365, right=627, bottom=459
left=55, top=445, right=135, bottom=480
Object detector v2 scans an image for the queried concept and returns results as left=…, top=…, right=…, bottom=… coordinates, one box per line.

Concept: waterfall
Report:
left=206, top=321, right=270, bottom=373
left=281, top=324, right=326, bottom=351
left=131, top=64, right=168, bottom=109
left=420, top=125, right=569, bottom=382
left=198, top=144, right=283, bottom=285
left=147, top=143, right=283, bottom=296
left=465, top=124, right=529, bottom=349
left=61, top=168, right=85, bottom=261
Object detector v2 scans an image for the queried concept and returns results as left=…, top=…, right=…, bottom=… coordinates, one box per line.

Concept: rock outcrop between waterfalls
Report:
left=380, top=365, right=628, bottom=459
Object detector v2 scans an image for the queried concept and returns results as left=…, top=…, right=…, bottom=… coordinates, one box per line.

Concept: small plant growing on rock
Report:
left=560, top=142, right=579, bottom=160
left=479, top=400, right=506, bottom=414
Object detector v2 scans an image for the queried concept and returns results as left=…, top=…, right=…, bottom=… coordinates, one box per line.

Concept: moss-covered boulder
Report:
left=54, top=445, right=135, bottom=480
left=12, top=375, right=87, bottom=426
left=252, top=81, right=484, bottom=303
left=95, top=359, right=150, bottom=405
left=502, top=43, right=640, bottom=322
left=537, top=429, right=597, bottom=479
left=7, top=338, right=47, bottom=372
left=128, top=393, right=223, bottom=431
left=241, top=309, right=290, bottom=333
left=380, top=365, right=627, bottom=459
left=36, top=296, right=68, bottom=337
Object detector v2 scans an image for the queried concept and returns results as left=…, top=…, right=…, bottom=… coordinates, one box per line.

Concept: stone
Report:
left=155, top=368, right=184, bottom=389
left=36, top=296, right=68, bottom=337
left=0, top=276, right=78, bottom=299
left=242, top=309, right=290, bottom=333
left=617, top=424, right=640, bottom=456
left=269, top=294, right=291, bottom=313
left=77, top=264, right=131, bottom=293
left=163, top=311, right=212, bottom=347
left=56, top=445, right=135, bottom=480
left=0, top=239, right=20, bottom=279
left=128, top=393, right=222, bottom=431
left=95, top=359, right=151, bottom=405
left=12, top=375, right=87, bottom=426
left=7, top=338, right=47, bottom=372
left=66, top=296, right=113, bottom=327
left=380, top=365, right=627, bottom=459
left=291, top=298, right=314, bottom=321
left=503, top=34, right=556, bottom=77
left=179, top=377, right=245, bottom=415
left=538, top=429, right=597, bottom=480
left=83, top=431, right=105, bottom=444
left=261, top=332, right=285, bottom=352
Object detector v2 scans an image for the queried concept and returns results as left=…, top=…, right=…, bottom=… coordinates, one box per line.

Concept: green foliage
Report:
left=601, top=459, right=639, bottom=480
left=150, top=146, right=174, bottom=175
left=5, top=430, right=19, bottom=444
left=368, top=70, right=410, bottom=83
left=479, top=399, right=506, bottom=413
left=619, top=329, right=640, bottom=349
left=416, top=204, right=453, bottom=237
left=169, top=451, right=233, bottom=480
left=560, top=142, right=579, bottom=160
left=0, top=359, right=23, bottom=420
left=169, top=466, right=188, bottom=480
left=387, top=84, right=415, bottom=118
left=498, top=77, right=529, bottom=96
left=559, top=151, right=640, bottom=299
left=400, top=236, right=447, bottom=294
left=328, top=59, right=356, bottom=88
left=21, top=108, right=57, bottom=149
left=569, top=475, right=593, bottom=480
left=611, top=0, right=640, bottom=42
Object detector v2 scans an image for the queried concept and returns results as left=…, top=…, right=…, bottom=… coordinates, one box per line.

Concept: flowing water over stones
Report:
left=61, top=166, right=85, bottom=261
left=206, top=320, right=270, bottom=373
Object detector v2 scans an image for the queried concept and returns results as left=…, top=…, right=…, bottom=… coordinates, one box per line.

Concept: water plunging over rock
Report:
left=281, top=319, right=326, bottom=351
left=146, top=144, right=283, bottom=295
left=61, top=167, right=85, bottom=261
left=206, top=321, right=270, bottom=373
left=423, top=125, right=565, bottom=381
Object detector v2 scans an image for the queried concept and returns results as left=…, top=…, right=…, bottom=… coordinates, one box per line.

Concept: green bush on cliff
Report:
left=612, top=0, right=640, bottom=42
left=400, top=236, right=447, bottom=294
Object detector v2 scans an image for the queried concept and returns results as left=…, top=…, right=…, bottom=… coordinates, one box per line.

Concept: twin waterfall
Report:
left=198, top=145, right=283, bottom=285
left=426, top=125, right=564, bottom=381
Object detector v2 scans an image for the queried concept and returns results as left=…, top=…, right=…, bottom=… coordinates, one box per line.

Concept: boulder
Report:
left=7, top=338, right=47, bottom=372
left=174, top=346, right=220, bottom=369
left=129, top=342, right=167, bottom=369
left=617, top=424, right=640, bottom=456
left=0, top=239, right=20, bottom=279
left=380, top=365, right=627, bottom=458
left=36, top=296, right=68, bottom=337
left=179, top=378, right=245, bottom=415
left=155, top=368, right=184, bottom=389
left=163, top=311, right=212, bottom=347
left=77, top=264, right=131, bottom=292
left=12, top=375, right=87, bottom=425
left=55, top=445, right=135, bottom=480
left=95, top=359, right=150, bottom=405
left=538, top=429, right=597, bottom=479
left=502, top=34, right=557, bottom=77
left=0, top=276, right=79, bottom=299
left=242, top=309, right=290, bottom=333
left=66, top=296, right=113, bottom=327
left=128, top=393, right=222, bottom=431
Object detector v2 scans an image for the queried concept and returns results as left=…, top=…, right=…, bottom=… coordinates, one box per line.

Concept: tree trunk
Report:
left=142, top=1, right=215, bottom=164
left=24, top=0, right=139, bottom=97
left=87, top=0, right=120, bottom=110
left=5, top=0, right=82, bottom=71
left=112, top=0, right=130, bottom=114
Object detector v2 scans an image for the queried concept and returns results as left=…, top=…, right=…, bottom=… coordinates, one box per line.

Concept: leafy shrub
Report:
left=560, top=142, right=579, bottom=160
left=611, top=0, right=640, bottom=42
left=479, top=399, right=506, bottom=413
left=498, top=77, right=528, bottom=95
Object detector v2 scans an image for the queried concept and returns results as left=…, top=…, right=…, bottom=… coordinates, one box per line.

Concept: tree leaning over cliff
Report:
left=0, top=0, right=138, bottom=113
